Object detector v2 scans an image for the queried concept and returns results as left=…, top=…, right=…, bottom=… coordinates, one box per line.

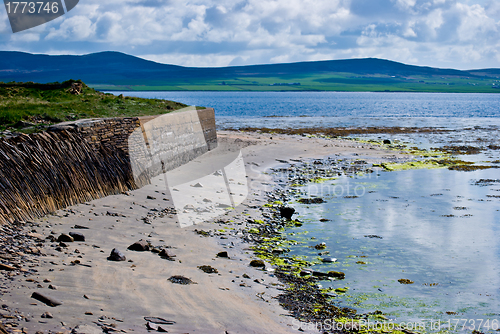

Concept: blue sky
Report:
left=1, top=0, right=499, bottom=69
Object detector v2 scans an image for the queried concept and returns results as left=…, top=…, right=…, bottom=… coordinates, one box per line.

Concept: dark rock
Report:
left=364, top=235, right=383, bottom=239
left=59, top=242, right=69, bottom=248
left=143, top=317, right=176, bottom=325
left=279, top=207, right=295, bottom=220
left=159, top=248, right=176, bottom=259
left=127, top=240, right=149, bottom=252
left=249, top=260, right=265, bottom=268
left=69, top=232, right=85, bottom=242
left=319, top=218, right=330, bottom=222
left=312, top=271, right=329, bottom=278
left=321, top=257, right=337, bottom=263
left=31, top=292, right=62, bottom=307
left=272, top=248, right=285, bottom=255
left=217, top=251, right=229, bottom=258
left=314, top=242, right=327, bottom=250
left=198, top=265, right=218, bottom=274
left=107, top=248, right=126, bottom=261
left=168, top=275, right=196, bottom=285
left=73, top=225, right=89, bottom=229
left=327, top=271, right=345, bottom=279
left=300, top=270, right=312, bottom=276
left=146, top=196, right=156, bottom=200
left=383, top=139, right=391, bottom=145
left=48, top=285, right=57, bottom=290
left=57, top=234, right=74, bottom=243
left=298, top=197, right=325, bottom=204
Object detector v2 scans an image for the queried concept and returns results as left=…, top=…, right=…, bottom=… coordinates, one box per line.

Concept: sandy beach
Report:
left=0, top=131, right=412, bottom=334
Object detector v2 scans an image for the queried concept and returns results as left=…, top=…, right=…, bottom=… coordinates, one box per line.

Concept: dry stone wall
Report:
left=0, top=108, right=217, bottom=225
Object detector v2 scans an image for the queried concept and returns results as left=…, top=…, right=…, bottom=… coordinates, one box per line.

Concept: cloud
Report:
left=0, top=0, right=498, bottom=69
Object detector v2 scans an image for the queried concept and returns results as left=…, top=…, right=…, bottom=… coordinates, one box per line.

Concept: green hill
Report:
left=1, top=51, right=499, bottom=92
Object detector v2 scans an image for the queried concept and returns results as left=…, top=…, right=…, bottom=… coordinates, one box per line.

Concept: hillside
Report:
left=0, top=80, right=187, bottom=133
left=1, top=51, right=499, bottom=92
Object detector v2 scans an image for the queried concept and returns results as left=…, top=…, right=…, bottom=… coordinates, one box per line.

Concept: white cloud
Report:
left=0, top=0, right=498, bottom=69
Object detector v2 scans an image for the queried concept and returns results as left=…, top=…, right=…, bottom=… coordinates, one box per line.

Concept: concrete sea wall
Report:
left=0, top=108, right=217, bottom=225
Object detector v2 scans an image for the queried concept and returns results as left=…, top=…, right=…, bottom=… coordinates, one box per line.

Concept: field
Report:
left=90, top=73, right=500, bottom=93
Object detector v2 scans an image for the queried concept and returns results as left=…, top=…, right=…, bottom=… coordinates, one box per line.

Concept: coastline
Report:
left=0, top=131, right=415, bottom=334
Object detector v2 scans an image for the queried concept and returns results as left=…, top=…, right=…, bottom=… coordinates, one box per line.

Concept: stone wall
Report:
left=0, top=108, right=217, bottom=225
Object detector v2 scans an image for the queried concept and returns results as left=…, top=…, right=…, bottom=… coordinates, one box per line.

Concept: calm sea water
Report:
left=110, top=91, right=500, bottom=329
left=111, top=91, right=500, bottom=130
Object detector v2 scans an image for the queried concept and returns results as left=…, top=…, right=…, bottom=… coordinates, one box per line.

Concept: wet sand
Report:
left=0, top=131, right=412, bottom=334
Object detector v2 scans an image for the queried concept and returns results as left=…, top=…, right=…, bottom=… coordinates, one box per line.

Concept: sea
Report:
left=110, top=91, right=500, bottom=331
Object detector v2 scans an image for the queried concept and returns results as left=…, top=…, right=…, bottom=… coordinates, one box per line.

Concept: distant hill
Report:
left=1, top=51, right=499, bottom=92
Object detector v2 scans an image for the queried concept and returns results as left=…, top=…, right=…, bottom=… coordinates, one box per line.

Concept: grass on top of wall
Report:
left=0, top=80, right=188, bottom=133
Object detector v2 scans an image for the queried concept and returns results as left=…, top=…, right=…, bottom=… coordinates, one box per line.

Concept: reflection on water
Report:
left=289, top=168, right=500, bottom=324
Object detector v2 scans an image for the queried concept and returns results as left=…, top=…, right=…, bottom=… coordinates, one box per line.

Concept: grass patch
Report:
left=0, top=80, right=188, bottom=132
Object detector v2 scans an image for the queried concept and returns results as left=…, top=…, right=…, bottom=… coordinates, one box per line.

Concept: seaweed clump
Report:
left=275, top=268, right=356, bottom=323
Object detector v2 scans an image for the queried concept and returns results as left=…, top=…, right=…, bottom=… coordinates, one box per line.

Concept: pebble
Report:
left=57, top=234, right=74, bottom=243
left=159, top=249, right=176, bottom=259
left=249, top=260, right=265, bottom=268
left=68, top=232, right=85, bottom=242
left=127, top=240, right=149, bottom=252
left=41, top=312, right=53, bottom=319
left=108, top=248, right=126, bottom=261
left=321, top=257, right=337, bottom=263
left=217, top=251, right=229, bottom=258
left=279, top=207, right=295, bottom=220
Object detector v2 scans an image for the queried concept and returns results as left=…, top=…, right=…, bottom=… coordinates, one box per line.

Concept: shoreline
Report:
left=0, top=131, right=420, bottom=334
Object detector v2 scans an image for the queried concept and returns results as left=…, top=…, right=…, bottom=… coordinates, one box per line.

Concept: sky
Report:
left=0, top=0, right=499, bottom=69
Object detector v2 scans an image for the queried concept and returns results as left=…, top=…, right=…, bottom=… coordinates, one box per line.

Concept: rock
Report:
left=31, top=292, right=62, bottom=307
left=192, top=183, right=203, bottom=188
left=159, top=249, right=176, bottom=259
left=0, top=263, right=16, bottom=271
left=168, top=275, right=196, bottom=285
left=365, top=235, right=383, bottom=239
left=383, top=139, right=391, bottom=145
left=73, top=225, right=89, bottom=229
left=69, top=232, right=85, bottom=242
left=272, top=248, right=285, bottom=255
left=144, top=317, right=176, bottom=325
left=217, top=251, right=229, bottom=258
left=146, top=322, right=158, bottom=330
left=298, top=197, right=325, bottom=204
left=321, top=257, right=337, bottom=263
left=327, top=271, right=345, bottom=279
left=398, top=278, right=414, bottom=284
left=314, top=242, right=327, bottom=250
left=300, top=270, right=312, bottom=276
left=57, top=234, right=74, bottom=243
left=71, top=324, right=102, bottom=334
left=249, top=260, right=265, bottom=268
left=198, top=265, right=218, bottom=274
left=127, top=240, right=149, bottom=252
left=41, top=312, right=53, bottom=319
left=146, top=196, right=156, bottom=200
left=107, top=248, right=126, bottom=261
left=279, top=207, right=295, bottom=220
left=48, top=285, right=57, bottom=290
left=27, top=232, right=45, bottom=240
left=312, top=271, right=329, bottom=278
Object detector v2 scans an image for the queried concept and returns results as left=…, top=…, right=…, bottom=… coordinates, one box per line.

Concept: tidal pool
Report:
left=287, top=167, right=500, bottom=331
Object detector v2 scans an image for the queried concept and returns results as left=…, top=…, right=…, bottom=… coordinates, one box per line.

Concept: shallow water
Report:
left=288, top=168, right=500, bottom=328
